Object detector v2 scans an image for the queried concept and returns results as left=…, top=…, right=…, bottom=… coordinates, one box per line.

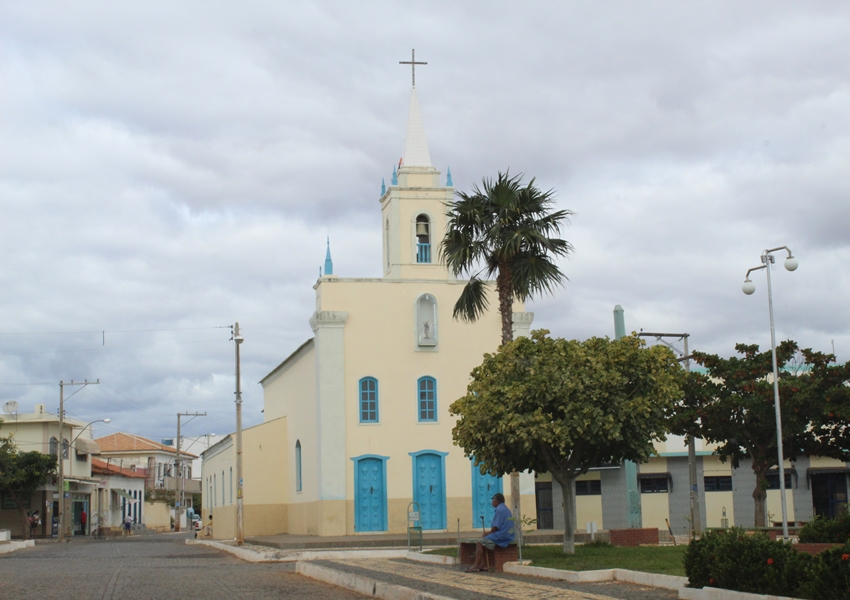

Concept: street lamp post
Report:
left=742, top=245, right=798, bottom=540
left=56, top=379, right=99, bottom=542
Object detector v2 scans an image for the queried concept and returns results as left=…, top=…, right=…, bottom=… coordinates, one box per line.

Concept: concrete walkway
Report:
left=302, top=556, right=679, bottom=600
left=247, top=529, right=581, bottom=550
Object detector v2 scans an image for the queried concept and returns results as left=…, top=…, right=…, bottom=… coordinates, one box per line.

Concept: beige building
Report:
left=0, top=404, right=101, bottom=538
left=202, top=86, right=536, bottom=539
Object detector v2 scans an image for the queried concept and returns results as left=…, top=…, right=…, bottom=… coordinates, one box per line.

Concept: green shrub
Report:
left=799, top=512, right=850, bottom=544
left=684, top=529, right=812, bottom=597
left=800, top=544, right=850, bottom=600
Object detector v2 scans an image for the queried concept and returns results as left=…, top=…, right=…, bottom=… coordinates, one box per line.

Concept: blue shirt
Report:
left=485, top=503, right=514, bottom=547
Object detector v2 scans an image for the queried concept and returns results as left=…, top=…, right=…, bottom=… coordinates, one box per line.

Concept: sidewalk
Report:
left=194, top=538, right=795, bottom=600
left=247, top=529, right=586, bottom=551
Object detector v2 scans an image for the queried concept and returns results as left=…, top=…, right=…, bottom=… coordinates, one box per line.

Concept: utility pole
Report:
left=176, top=412, right=206, bottom=532
left=234, top=322, right=244, bottom=545
left=638, top=332, right=701, bottom=538
left=57, top=379, right=99, bottom=542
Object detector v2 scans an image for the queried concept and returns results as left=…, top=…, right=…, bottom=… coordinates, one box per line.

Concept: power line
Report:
left=0, top=336, right=229, bottom=356
left=0, top=326, right=232, bottom=335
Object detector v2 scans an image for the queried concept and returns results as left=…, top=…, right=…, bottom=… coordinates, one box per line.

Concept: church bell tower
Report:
left=380, top=54, right=455, bottom=281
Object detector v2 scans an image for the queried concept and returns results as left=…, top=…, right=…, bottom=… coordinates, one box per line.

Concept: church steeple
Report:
left=401, top=88, right=432, bottom=168
left=380, top=51, right=453, bottom=281
left=323, top=237, right=333, bottom=276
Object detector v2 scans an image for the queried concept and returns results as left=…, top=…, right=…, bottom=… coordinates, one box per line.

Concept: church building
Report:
left=201, top=82, right=537, bottom=538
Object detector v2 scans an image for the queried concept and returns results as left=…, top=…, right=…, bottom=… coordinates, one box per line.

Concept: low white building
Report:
left=90, top=459, right=146, bottom=530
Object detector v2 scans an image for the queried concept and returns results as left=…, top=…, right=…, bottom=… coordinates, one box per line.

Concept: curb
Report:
left=678, top=587, right=798, bottom=600
left=503, top=562, right=798, bottom=600
left=405, top=552, right=457, bottom=566
left=296, top=560, right=456, bottom=600
left=0, top=540, right=35, bottom=554
left=187, top=539, right=410, bottom=563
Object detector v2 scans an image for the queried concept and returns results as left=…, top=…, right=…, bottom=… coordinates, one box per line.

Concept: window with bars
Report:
left=575, top=479, right=602, bottom=495
left=704, top=476, right=733, bottom=492
left=766, top=473, right=793, bottom=490
left=418, top=376, right=437, bottom=421
left=640, top=476, right=669, bottom=493
left=359, top=377, right=379, bottom=423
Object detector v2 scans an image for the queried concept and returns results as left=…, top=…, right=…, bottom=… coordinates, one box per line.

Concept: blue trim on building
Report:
left=359, top=377, right=379, bottom=423
left=409, top=449, right=449, bottom=530
left=351, top=454, right=390, bottom=532
left=417, top=376, right=437, bottom=421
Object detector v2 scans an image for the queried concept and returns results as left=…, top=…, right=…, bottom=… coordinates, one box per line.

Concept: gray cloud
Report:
left=1, top=1, right=848, bottom=440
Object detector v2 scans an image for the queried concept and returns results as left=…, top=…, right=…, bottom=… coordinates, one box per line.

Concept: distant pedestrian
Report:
left=123, top=514, right=133, bottom=536
left=28, top=510, right=40, bottom=537
left=204, top=514, right=213, bottom=537
left=79, top=509, right=87, bottom=535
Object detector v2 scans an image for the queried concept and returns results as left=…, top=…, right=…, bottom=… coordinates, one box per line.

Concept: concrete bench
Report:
left=458, top=539, right=518, bottom=572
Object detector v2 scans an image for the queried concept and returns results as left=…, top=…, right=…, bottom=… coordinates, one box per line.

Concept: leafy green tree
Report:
left=0, top=433, right=57, bottom=540
left=668, top=342, right=850, bottom=528
left=440, top=170, right=573, bottom=345
left=450, top=330, right=683, bottom=553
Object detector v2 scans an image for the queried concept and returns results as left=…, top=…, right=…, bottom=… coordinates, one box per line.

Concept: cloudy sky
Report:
left=1, top=1, right=848, bottom=444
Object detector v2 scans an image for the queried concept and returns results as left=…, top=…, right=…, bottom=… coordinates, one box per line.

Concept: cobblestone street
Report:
left=0, top=534, right=366, bottom=600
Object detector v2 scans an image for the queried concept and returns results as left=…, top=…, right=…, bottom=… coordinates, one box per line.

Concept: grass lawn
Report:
left=426, top=543, right=687, bottom=577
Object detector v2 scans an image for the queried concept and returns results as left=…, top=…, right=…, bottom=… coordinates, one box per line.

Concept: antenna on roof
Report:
left=3, top=400, right=18, bottom=413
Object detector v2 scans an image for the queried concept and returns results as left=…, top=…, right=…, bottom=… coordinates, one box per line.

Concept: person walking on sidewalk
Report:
left=465, top=493, right=514, bottom=573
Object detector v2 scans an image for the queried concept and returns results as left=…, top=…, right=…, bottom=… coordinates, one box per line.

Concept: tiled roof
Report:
left=93, top=432, right=198, bottom=458
left=91, top=458, right=147, bottom=479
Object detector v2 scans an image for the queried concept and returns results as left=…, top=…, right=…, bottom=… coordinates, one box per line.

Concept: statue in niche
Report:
left=417, top=294, right=437, bottom=346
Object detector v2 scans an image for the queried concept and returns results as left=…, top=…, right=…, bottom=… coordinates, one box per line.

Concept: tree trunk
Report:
left=752, top=463, right=769, bottom=528
left=496, top=268, right=514, bottom=346
left=552, top=471, right=577, bottom=554
left=13, top=495, right=29, bottom=541
left=496, top=266, right=520, bottom=534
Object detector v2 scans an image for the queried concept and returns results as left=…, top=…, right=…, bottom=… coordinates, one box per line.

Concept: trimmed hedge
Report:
left=684, top=529, right=812, bottom=596
left=799, top=513, right=850, bottom=544
left=686, top=529, right=850, bottom=598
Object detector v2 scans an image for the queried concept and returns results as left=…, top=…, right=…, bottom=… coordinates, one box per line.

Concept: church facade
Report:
left=201, top=86, right=537, bottom=538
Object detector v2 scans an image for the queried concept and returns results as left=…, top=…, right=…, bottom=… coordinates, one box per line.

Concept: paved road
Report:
left=0, top=534, right=367, bottom=600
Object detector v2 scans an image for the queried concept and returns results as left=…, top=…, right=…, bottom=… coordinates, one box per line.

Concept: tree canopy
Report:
left=440, top=171, right=573, bottom=345
left=450, top=330, right=683, bottom=553
left=0, top=432, right=57, bottom=540
left=668, top=342, right=850, bottom=527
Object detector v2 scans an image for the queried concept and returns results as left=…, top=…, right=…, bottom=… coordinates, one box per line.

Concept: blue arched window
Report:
left=359, top=377, right=379, bottom=423
left=221, top=470, right=225, bottom=505
left=295, top=440, right=302, bottom=492
left=418, top=376, right=437, bottom=422
left=229, top=467, right=233, bottom=504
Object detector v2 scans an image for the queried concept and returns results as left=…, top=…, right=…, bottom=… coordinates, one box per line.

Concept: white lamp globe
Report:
left=784, top=257, right=798, bottom=272
left=742, top=280, right=756, bottom=295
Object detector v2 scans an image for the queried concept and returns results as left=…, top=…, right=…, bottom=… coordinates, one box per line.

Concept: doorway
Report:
left=812, top=473, right=847, bottom=519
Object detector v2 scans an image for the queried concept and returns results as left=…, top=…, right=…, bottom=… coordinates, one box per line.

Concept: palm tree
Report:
left=440, top=171, right=573, bottom=345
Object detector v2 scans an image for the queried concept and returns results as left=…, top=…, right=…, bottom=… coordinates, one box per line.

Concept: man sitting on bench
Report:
left=465, top=493, right=514, bottom=572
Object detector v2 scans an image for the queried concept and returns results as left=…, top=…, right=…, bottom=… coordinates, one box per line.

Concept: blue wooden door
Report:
left=414, top=453, right=445, bottom=530
left=356, top=458, right=385, bottom=532
left=472, top=463, right=503, bottom=529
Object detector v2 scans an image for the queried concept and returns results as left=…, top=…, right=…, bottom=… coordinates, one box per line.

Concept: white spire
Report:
left=401, top=88, right=432, bottom=168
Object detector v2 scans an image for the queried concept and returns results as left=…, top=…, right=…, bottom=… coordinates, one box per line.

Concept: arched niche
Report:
left=416, top=293, right=437, bottom=347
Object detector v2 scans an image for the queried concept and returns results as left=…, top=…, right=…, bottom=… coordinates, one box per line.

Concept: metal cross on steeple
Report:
left=399, top=49, right=427, bottom=88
